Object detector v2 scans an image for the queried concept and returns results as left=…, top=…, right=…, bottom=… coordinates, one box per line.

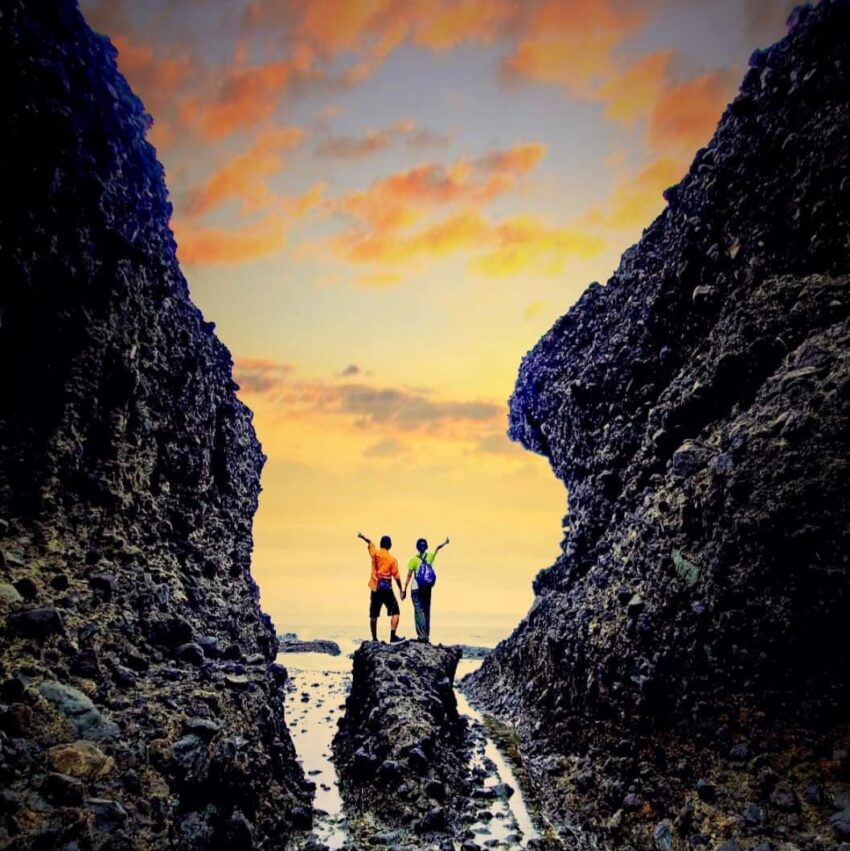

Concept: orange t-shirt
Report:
left=368, top=542, right=399, bottom=590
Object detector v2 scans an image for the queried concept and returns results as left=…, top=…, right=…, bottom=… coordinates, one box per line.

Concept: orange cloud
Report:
left=185, top=125, right=305, bottom=217
left=294, top=0, right=395, bottom=56
left=330, top=143, right=546, bottom=235
left=283, top=182, right=327, bottom=218
left=112, top=34, right=194, bottom=93
left=649, top=68, right=738, bottom=154
left=241, top=0, right=517, bottom=94
left=473, top=214, right=607, bottom=277
left=110, top=34, right=196, bottom=146
left=317, top=140, right=605, bottom=278
left=601, top=50, right=672, bottom=125
left=314, top=119, right=416, bottom=160
left=496, top=1, right=734, bottom=161
left=502, top=0, right=647, bottom=93
left=333, top=209, right=605, bottom=277
left=174, top=178, right=325, bottom=267
left=180, top=60, right=294, bottom=141
left=174, top=208, right=288, bottom=266
left=411, top=0, right=516, bottom=51
left=586, top=156, right=682, bottom=230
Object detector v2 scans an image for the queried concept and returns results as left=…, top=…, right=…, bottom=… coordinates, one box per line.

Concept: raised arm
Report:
left=357, top=532, right=372, bottom=546
left=436, top=536, right=450, bottom=552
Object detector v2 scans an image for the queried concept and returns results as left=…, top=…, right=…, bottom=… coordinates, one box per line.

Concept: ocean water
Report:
left=280, top=647, right=542, bottom=849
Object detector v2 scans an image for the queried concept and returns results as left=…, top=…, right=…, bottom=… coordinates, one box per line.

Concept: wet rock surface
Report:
left=0, top=2, right=308, bottom=848
left=468, top=3, right=850, bottom=850
left=333, top=642, right=470, bottom=843
left=278, top=638, right=343, bottom=656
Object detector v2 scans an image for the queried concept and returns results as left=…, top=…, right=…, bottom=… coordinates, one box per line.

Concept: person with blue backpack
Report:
left=401, top=536, right=449, bottom=642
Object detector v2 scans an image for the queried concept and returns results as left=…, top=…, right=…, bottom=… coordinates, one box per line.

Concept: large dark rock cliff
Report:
left=468, top=2, right=850, bottom=849
left=0, top=2, right=308, bottom=848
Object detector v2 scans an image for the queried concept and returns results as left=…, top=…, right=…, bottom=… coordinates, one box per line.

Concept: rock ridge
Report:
left=333, top=642, right=468, bottom=845
left=0, top=2, right=308, bottom=847
left=469, top=2, right=850, bottom=849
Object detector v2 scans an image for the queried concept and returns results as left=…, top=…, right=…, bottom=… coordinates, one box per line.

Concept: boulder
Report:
left=48, top=741, right=114, bottom=778
left=8, top=607, right=63, bottom=639
left=38, top=681, right=119, bottom=740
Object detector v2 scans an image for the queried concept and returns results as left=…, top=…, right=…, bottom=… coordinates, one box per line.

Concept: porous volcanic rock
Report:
left=0, top=2, right=308, bottom=848
left=467, top=3, right=850, bottom=850
left=333, top=642, right=468, bottom=843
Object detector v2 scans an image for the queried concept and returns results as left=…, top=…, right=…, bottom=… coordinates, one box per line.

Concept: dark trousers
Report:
left=411, top=587, right=432, bottom=641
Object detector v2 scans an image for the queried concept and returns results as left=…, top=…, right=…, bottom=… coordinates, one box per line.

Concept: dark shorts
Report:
left=370, top=586, right=400, bottom=618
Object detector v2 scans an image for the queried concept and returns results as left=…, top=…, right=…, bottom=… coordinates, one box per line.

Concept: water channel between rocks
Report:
left=281, top=642, right=546, bottom=850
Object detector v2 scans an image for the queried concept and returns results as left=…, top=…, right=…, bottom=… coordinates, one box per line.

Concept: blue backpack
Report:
left=416, top=554, right=437, bottom=588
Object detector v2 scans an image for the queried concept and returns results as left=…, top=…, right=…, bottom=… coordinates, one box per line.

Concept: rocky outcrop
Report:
left=333, top=642, right=468, bottom=845
left=468, top=3, right=850, bottom=849
left=278, top=638, right=342, bottom=656
left=0, top=2, right=308, bottom=848
left=453, top=645, right=492, bottom=660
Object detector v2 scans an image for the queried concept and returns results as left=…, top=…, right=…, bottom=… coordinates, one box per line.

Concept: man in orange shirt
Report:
left=357, top=532, right=406, bottom=643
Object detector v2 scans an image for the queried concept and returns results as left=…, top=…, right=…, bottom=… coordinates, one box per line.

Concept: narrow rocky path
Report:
left=281, top=645, right=558, bottom=850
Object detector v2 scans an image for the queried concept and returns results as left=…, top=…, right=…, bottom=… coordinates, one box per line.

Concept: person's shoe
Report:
left=390, top=634, right=407, bottom=644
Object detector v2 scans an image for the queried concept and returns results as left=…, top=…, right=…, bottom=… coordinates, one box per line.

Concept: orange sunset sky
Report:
left=81, top=0, right=795, bottom=639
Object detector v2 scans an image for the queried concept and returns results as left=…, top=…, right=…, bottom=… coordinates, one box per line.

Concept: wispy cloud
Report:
left=407, top=127, right=453, bottom=150
left=363, top=437, right=410, bottom=459
left=180, top=60, right=295, bottom=141
left=584, top=156, right=682, bottom=230
left=314, top=119, right=415, bottom=159
left=330, top=209, right=605, bottom=278
left=234, top=358, right=503, bottom=433
left=648, top=68, right=739, bottom=154
left=174, top=208, right=289, bottom=266
left=174, top=183, right=324, bottom=267
left=328, top=142, right=546, bottom=229
left=313, top=142, right=604, bottom=277
left=501, top=0, right=647, bottom=94
left=234, top=357, right=295, bottom=393
left=184, top=125, right=306, bottom=216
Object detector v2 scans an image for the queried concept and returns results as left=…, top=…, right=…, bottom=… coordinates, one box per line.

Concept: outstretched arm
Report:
left=436, top=536, right=450, bottom=552
left=357, top=532, right=372, bottom=545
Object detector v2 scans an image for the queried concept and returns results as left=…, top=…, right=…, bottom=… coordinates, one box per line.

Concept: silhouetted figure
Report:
left=402, top=536, right=449, bottom=642
left=358, top=532, right=406, bottom=643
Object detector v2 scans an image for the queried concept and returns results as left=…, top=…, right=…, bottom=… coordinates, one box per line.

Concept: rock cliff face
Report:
left=468, top=2, right=850, bottom=849
left=0, top=2, right=308, bottom=848
left=334, top=643, right=467, bottom=846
